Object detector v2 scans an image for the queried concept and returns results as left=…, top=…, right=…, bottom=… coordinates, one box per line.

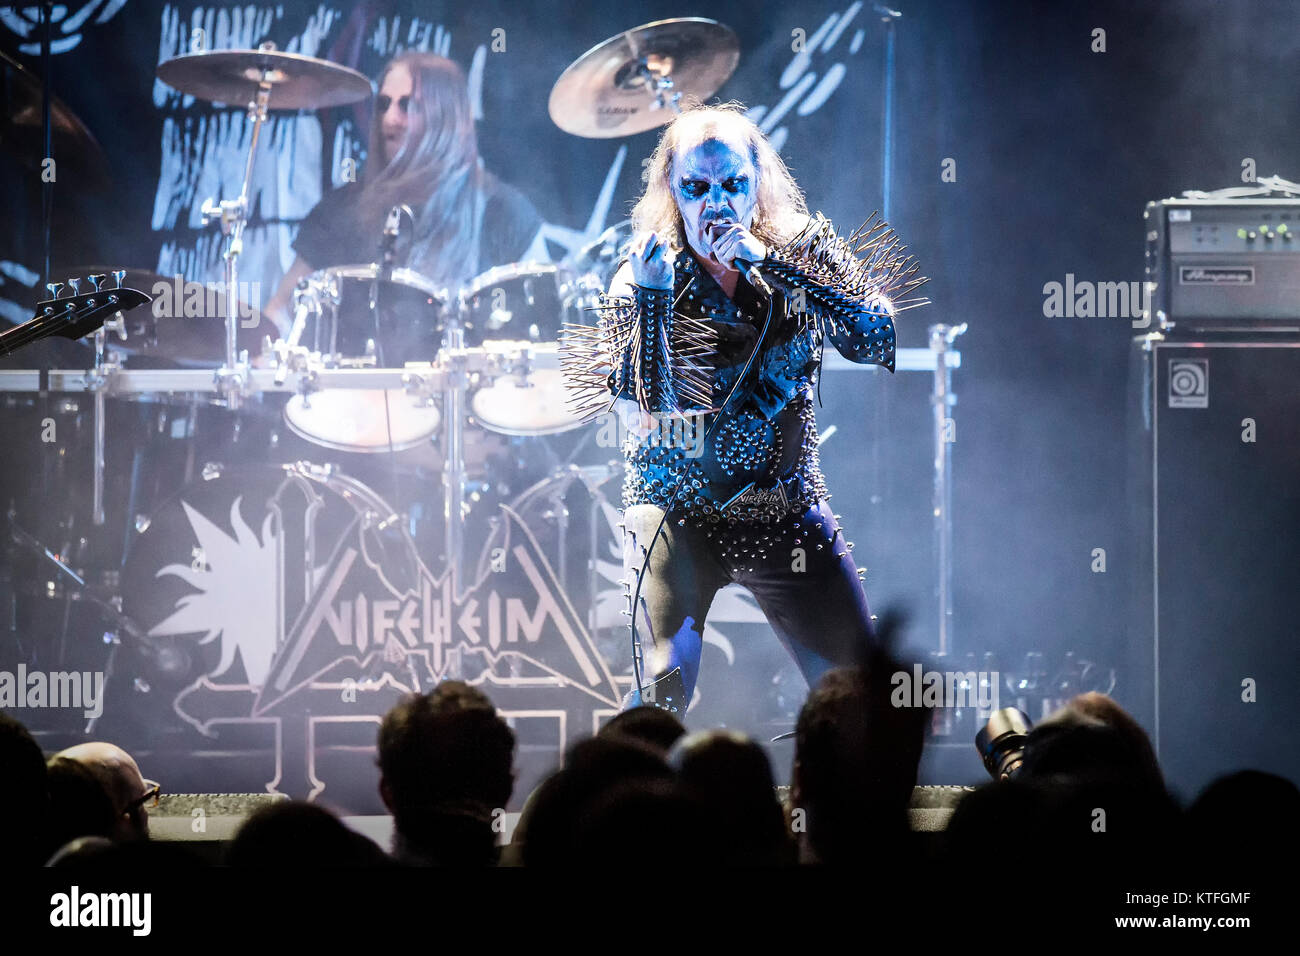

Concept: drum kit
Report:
left=2, top=19, right=747, bottom=709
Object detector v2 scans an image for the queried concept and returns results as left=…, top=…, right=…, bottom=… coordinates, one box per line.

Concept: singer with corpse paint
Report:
left=263, top=52, right=546, bottom=338
left=561, top=104, right=927, bottom=710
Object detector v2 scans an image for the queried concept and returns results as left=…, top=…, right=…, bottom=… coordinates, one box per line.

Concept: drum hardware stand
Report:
left=273, top=279, right=331, bottom=393
left=543, top=483, right=571, bottom=586
left=8, top=517, right=147, bottom=735
left=271, top=339, right=321, bottom=392
left=278, top=282, right=317, bottom=365
left=198, top=42, right=283, bottom=412
left=434, top=334, right=537, bottom=610
left=439, top=316, right=470, bottom=616
left=928, top=321, right=966, bottom=658
left=86, top=272, right=129, bottom=526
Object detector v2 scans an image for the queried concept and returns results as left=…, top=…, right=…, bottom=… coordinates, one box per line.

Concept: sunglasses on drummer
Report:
left=376, top=94, right=411, bottom=115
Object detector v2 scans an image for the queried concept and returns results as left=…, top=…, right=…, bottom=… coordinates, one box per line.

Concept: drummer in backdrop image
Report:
left=264, top=51, right=546, bottom=334
left=561, top=104, right=927, bottom=710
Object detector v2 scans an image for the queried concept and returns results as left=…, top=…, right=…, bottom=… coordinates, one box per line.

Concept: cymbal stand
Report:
left=201, top=42, right=280, bottom=411
left=625, top=43, right=683, bottom=115
left=272, top=281, right=319, bottom=387
left=929, top=321, right=966, bottom=657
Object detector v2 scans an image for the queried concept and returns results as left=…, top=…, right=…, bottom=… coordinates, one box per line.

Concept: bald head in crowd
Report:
left=55, top=742, right=153, bottom=841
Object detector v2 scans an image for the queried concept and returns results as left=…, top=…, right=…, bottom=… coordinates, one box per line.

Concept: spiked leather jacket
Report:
left=560, top=214, right=926, bottom=527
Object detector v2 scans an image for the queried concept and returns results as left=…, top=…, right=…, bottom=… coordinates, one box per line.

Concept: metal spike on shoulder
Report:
left=762, top=212, right=929, bottom=372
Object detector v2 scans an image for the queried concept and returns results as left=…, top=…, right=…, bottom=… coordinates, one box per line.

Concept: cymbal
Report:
left=0, top=49, right=109, bottom=187
left=156, top=48, right=372, bottom=110
left=549, top=18, right=739, bottom=138
left=62, top=266, right=265, bottom=366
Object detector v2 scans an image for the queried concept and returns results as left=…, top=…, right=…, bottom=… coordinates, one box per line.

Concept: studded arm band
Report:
left=559, top=282, right=717, bottom=421
left=760, top=213, right=929, bottom=373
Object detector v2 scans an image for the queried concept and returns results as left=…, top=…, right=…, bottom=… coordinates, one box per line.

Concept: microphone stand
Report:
left=372, top=204, right=411, bottom=366
left=40, top=1, right=53, bottom=292
left=876, top=4, right=901, bottom=222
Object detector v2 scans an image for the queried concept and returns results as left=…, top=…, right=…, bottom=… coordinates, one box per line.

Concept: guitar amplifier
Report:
left=1144, top=198, right=1300, bottom=332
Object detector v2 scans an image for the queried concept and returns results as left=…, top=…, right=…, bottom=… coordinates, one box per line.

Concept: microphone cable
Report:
left=625, top=272, right=777, bottom=703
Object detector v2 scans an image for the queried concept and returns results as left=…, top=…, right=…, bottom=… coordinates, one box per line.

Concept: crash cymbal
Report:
left=62, top=266, right=265, bottom=366
left=548, top=18, right=739, bottom=138
left=156, top=48, right=372, bottom=110
left=0, top=49, right=109, bottom=187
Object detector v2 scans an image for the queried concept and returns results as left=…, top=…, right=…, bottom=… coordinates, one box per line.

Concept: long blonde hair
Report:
left=631, top=103, right=808, bottom=252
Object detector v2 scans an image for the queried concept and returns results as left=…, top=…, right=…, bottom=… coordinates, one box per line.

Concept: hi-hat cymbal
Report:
left=156, top=48, right=372, bottom=110
left=549, top=18, right=739, bottom=139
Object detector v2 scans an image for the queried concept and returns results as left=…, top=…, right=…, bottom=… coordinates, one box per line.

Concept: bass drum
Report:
left=474, top=464, right=624, bottom=652
left=119, top=462, right=426, bottom=696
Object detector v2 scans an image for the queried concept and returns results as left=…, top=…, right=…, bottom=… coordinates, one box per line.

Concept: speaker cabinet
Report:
left=1128, top=335, right=1300, bottom=800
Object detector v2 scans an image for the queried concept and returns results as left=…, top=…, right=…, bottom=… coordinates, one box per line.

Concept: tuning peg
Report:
left=45, top=282, right=64, bottom=299
left=89, top=274, right=107, bottom=292
left=112, top=270, right=126, bottom=289
left=67, top=278, right=81, bottom=296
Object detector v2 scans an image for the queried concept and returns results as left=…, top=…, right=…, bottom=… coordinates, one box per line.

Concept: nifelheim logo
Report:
left=165, top=491, right=620, bottom=800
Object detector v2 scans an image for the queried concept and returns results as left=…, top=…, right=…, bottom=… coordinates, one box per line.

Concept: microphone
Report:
left=707, top=219, right=775, bottom=297
left=734, top=257, right=775, bottom=298
left=379, top=204, right=412, bottom=277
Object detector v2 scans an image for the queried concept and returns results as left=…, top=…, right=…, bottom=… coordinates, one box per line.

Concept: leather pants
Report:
left=619, top=498, right=877, bottom=711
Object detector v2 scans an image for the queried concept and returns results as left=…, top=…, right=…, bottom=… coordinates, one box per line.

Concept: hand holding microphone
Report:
left=707, top=220, right=773, bottom=296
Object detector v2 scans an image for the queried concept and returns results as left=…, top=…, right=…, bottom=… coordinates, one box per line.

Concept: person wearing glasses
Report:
left=55, top=742, right=159, bottom=841
left=263, top=51, right=546, bottom=337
